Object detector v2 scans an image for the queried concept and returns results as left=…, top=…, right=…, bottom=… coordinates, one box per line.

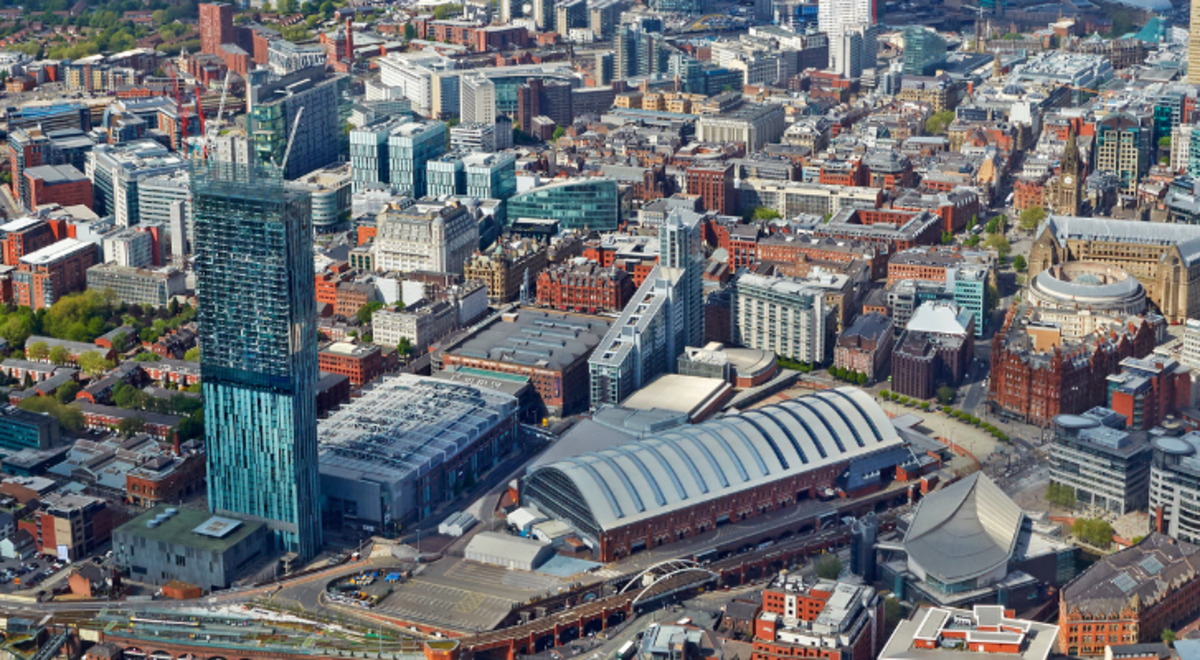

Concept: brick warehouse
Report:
left=521, top=387, right=938, bottom=562
left=988, top=306, right=1157, bottom=426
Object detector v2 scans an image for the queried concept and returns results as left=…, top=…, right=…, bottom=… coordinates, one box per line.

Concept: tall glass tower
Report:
left=192, top=160, right=322, bottom=560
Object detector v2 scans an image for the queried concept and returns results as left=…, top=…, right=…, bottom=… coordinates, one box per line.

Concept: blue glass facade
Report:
left=506, top=179, right=620, bottom=231
left=193, top=160, right=322, bottom=560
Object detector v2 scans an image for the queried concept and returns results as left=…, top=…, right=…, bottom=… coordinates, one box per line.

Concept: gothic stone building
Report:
left=1029, top=215, right=1200, bottom=323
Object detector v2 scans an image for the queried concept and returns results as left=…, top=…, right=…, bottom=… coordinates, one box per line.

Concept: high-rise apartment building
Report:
left=248, top=66, right=348, bottom=180
left=732, top=272, right=827, bottom=364
left=1190, top=0, right=1200, bottom=85
left=349, top=116, right=447, bottom=196
left=464, top=152, right=517, bottom=200
left=588, top=210, right=703, bottom=407
left=199, top=2, right=233, bottom=55
left=532, top=0, right=555, bottom=31
left=192, top=160, right=321, bottom=559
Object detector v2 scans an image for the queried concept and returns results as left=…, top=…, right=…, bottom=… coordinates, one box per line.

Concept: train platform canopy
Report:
left=523, top=387, right=916, bottom=537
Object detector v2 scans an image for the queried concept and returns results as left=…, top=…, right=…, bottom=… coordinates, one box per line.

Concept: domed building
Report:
left=1028, top=262, right=1146, bottom=316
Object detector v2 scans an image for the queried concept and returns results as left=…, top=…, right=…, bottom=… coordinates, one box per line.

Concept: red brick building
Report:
left=753, top=575, right=884, bottom=660
left=1014, top=177, right=1046, bottom=213
left=1, top=216, right=59, bottom=266
left=125, top=449, right=206, bottom=507
left=892, top=188, right=980, bottom=234
left=318, top=341, right=384, bottom=388
left=1107, top=356, right=1191, bottom=431
left=14, top=238, right=99, bottom=310
left=687, top=164, right=736, bottom=215
left=23, top=164, right=92, bottom=210
left=16, top=492, right=114, bottom=561
left=1059, top=534, right=1200, bottom=656
left=536, top=261, right=633, bottom=313
left=198, top=2, right=232, bottom=55
left=988, top=308, right=1157, bottom=426
left=818, top=159, right=868, bottom=187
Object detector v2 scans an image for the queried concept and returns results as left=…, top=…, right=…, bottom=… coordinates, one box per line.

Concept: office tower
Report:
left=193, top=160, right=321, bottom=560
left=595, top=52, right=615, bottom=85
left=248, top=66, right=348, bottom=180
left=499, top=0, right=519, bottom=23
left=464, top=152, right=517, bottom=200
left=819, top=0, right=876, bottom=76
left=753, top=0, right=772, bottom=22
left=86, top=140, right=188, bottom=226
left=199, top=2, right=233, bottom=55
left=349, top=119, right=393, bottom=193
left=556, top=0, right=588, bottom=32
left=902, top=25, right=947, bottom=76
left=427, top=153, right=466, bottom=198
left=589, top=0, right=624, bottom=38
left=139, top=170, right=192, bottom=250
left=460, top=74, right=496, bottom=126
left=8, top=127, right=95, bottom=211
left=614, top=25, right=672, bottom=81
left=1096, top=112, right=1150, bottom=193
left=533, top=0, right=555, bottom=31
left=387, top=118, right=447, bottom=198
left=516, top=78, right=573, bottom=132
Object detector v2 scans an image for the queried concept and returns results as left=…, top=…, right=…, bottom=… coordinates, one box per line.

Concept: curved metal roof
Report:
left=1031, top=264, right=1143, bottom=303
left=525, top=387, right=902, bottom=531
left=903, top=472, right=1024, bottom=584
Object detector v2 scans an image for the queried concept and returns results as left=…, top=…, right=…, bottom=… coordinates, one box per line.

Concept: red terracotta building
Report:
left=988, top=307, right=1157, bottom=426
left=14, top=238, right=99, bottom=310
left=1107, top=356, right=1191, bottom=431
left=535, top=261, right=633, bottom=313
left=198, top=2, right=232, bottom=55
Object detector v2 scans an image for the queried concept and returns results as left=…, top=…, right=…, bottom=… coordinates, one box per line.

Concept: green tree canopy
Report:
left=1018, top=206, right=1046, bottom=231
left=77, top=351, right=114, bottom=376
left=48, top=345, right=69, bottom=365
left=185, top=346, right=200, bottom=361
left=815, top=554, right=842, bottom=580
left=357, top=301, right=385, bottom=325
left=26, top=341, right=49, bottom=362
left=936, top=386, right=955, bottom=405
left=924, top=110, right=955, bottom=135
left=118, top=416, right=147, bottom=438
left=748, top=206, right=782, bottom=221
left=17, top=396, right=83, bottom=431
left=397, top=337, right=413, bottom=356
left=1013, top=254, right=1027, bottom=271
left=984, top=233, right=1012, bottom=258
left=1072, top=518, right=1113, bottom=548
left=55, top=381, right=80, bottom=404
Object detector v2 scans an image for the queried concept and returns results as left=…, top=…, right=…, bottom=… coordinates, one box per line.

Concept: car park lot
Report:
left=0, top=553, right=72, bottom=592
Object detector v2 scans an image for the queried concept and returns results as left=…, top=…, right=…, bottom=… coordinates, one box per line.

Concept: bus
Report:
left=617, top=640, right=636, bottom=660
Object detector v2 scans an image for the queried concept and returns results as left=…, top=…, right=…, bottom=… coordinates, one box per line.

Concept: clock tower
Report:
left=1048, top=128, right=1082, bottom=216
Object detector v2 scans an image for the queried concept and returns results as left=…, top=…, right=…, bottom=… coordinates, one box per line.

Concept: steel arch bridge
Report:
left=618, top=559, right=719, bottom=605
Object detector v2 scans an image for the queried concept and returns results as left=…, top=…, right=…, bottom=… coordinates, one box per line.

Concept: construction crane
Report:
left=165, top=63, right=192, bottom=153
left=279, top=106, right=305, bottom=175
left=207, top=70, right=233, bottom=143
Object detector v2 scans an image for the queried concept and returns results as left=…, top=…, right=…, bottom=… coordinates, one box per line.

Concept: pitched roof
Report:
left=1062, top=533, right=1200, bottom=616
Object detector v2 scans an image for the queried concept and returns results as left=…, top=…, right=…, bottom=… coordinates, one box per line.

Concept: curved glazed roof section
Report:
left=528, top=387, right=903, bottom=531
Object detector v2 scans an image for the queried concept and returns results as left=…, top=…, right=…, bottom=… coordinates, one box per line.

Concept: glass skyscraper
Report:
left=192, top=160, right=322, bottom=560
left=506, top=178, right=619, bottom=231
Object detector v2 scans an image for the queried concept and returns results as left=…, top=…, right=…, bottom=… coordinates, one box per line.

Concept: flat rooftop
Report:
left=446, top=309, right=610, bottom=372
left=114, top=505, right=264, bottom=553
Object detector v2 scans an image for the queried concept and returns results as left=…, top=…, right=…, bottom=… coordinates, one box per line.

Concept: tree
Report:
left=356, top=301, right=385, bottom=325
left=118, top=416, right=147, bottom=438
left=884, top=596, right=904, bottom=626
left=964, top=235, right=981, bottom=248
left=856, top=372, right=868, bottom=386
left=1162, top=629, right=1176, bottom=647
left=924, top=110, right=955, bottom=135
left=749, top=206, right=781, bottom=221
left=1072, top=518, right=1113, bottom=548
left=397, top=337, right=413, bottom=356
left=76, top=351, right=114, bottom=376
left=936, top=386, right=955, bottom=405
left=26, top=341, right=49, bottom=362
left=48, top=345, right=69, bottom=365
left=111, top=331, right=129, bottom=354
left=984, top=233, right=1011, bottom=258
left=184, top=346, right=200, bottom=361
left=404, top=22, right=416, bottom=39
left=1018, top=205, right=1046, bottom=231
left=55, top=381, right=80, bottom=404
left=17, top=396, right=83, bottom=431
left=552, top=126, right=566, bottom=141
left=941, top=231, right=954, bottom=245
left=134, top=352, right=161, bottom=362
left=1013, top=254, right=1027, bottom=271
left=985, top=217, right=1000, bottom=234
left=431, top=3, right=463, bottom=19
left=815, top=554, right=842, bottom=580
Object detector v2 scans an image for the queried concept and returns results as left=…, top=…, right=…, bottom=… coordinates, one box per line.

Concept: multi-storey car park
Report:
left=521, top=387, right=937, bottom=562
